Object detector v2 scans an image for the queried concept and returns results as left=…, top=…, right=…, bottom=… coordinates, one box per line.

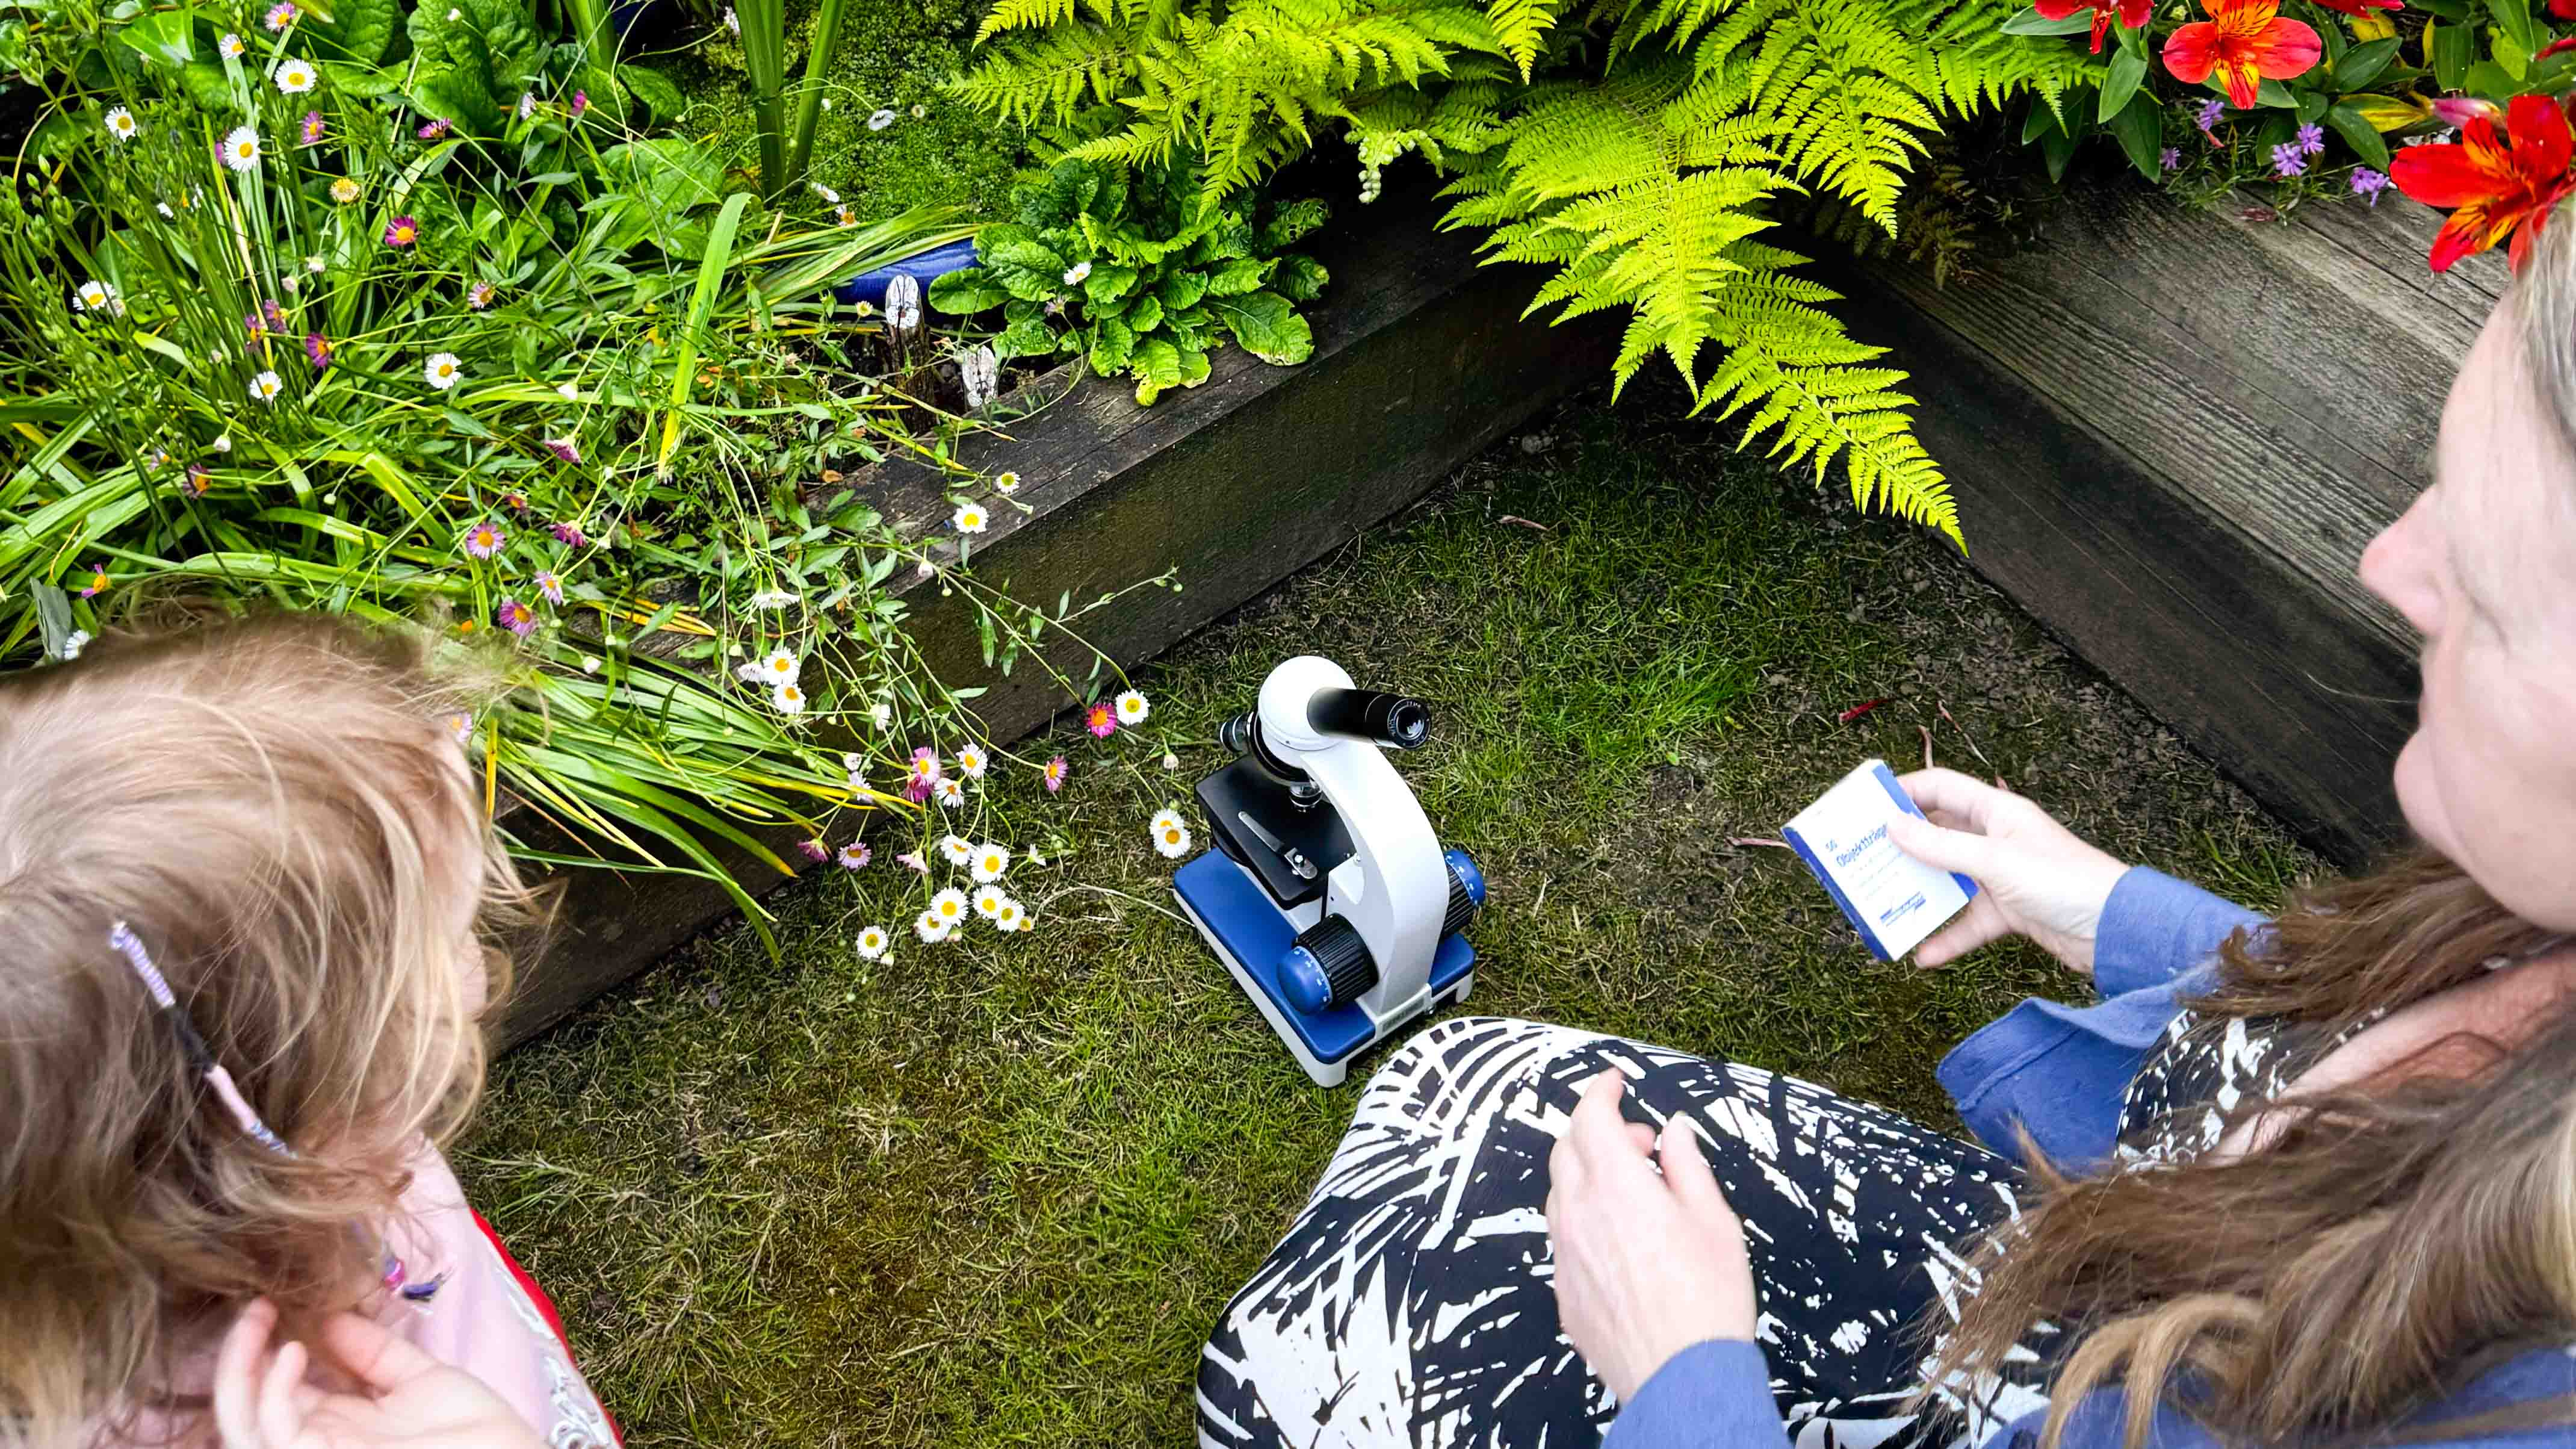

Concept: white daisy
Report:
left=56, top=628, right=90, bottom=661
left=105, top=107, right=140, bottom=141
left=993, top=896, right=1027, bottom=932
left=855, top=925, right=890, bottom=960
left=914, top=910, right=951, bottom=943
left=810, top=181, right=841, bottom=204
left=991, top=471, right=1021, bottom=494
left=970, top=842, right=1009, bottom=884
left=772, top=680, right=807, bottom=714
left=248, top=370, right=283, bottom=402
left=212, top=435, right=231, bottom=453
left=1150, top=807, right=1192, bottom=859
left=273, top=58, right=315, bottom=92
left=867, top=108, right=896, bottom=130
left=953, top=501, right=988, bottom=533
left=722, top=5, right=738, bottom=31
left=304, top=254, right=324, bottom=273
left=939, top=833, right=973, bottom=866
left=220, top=32, right=245, bottom=55
left=423, top=352, right=462, bottom=390
left=73, top=279, right=122, bottom=315
left=1116, top=689, right=1150, bottom=725
left=841, top=751, right=867, bottom=773
left=156, top=202, right=175, bottom=219
left=1162, top=750, right=1180, bottom=771
left=1063, top=260, right=1092, bottom=286
left=557, top=381, right=579, bottom=400
left=930, top=887, right=968, bottom=926
left=955, top=743, right=988, bottom=779
left=735, top=647, right=799, bottom=685
left=870, top=701, right=893, bottom=730
left=748, top=588, right=796, bottom=610
left=517, top=92, right=536, bottom=120
left=972, top=883, right=1008, bottom=919
left=933, top=776, right=965, bottom=807
left=221, top=126, right=261, bottom=170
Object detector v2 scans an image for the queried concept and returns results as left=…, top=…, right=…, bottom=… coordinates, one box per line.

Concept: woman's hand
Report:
left=1886, top=768, right=2129, bottom=975
left=212, top=1299, right=546, bottom=1449
left=1546, top=1070, right=1758, bottom=1404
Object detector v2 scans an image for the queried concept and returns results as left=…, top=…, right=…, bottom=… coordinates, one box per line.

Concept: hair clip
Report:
left=108, top=922, right=294, bottom=1158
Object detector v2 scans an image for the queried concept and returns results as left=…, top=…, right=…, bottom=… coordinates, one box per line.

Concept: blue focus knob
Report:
left=1442, top=848, right=1485, bottom=935
left=1280, top=916, right=1375, bottom=1013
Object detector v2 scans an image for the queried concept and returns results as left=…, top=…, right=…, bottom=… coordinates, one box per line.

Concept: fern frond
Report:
left=1920, top=0, right=2104, bottom=115
left=1484, top=0, right=1562, bottom=77
left=1692, top=247, right=1960, bottom=544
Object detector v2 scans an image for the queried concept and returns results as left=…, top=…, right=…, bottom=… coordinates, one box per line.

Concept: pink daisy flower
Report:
left=468, top=281, right=494, bottom=311
left=550, top=520, right=587, bottom=548
left=837, top=842, right=870, bottom=869
left=183, top=463, right=212, bottom=497
left=533, top=569, right=563, bottom=604
left=417, top=117, right=451, bottom=140
left=543, top=436, right=580, bottom=464
left=383, top=214, right=419, bottom=247
left=903, top=746, right=943, bottom=803
left=76, top=562, right=110, bottom=598
left=1043, top=756, right=1068, bottom=793
left=797, top=838, right=831, bottom=863
left=896, top=850, right=929, bottom=874
left=263, top=1, right=296, bottom=29
left=569, top=90, right=589, bottom=117
left=1084, top=700, right=1116, bottom=739
left=299, top=110, right=324, bottom=145
left=303, top=332, right=332, bottom=370
left=461, top=520, right=506, bottom=558
left=495, top=598, right=534, bottom=636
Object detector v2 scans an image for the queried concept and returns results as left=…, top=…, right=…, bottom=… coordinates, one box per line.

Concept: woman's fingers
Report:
left=1655, top=1118, right=1726, bottom=1220
left=1568, top=1071, right=1644, bottom=1173
left=1895, top=768, right=2011, bottom=832
left=213, top=1299, right=280, bottom=1448
left=1913, top=894, right=2012, bottom=967
left=1886, top=812, right=2002, bottom=885
left=255, top=1338, right=309, bottom=1449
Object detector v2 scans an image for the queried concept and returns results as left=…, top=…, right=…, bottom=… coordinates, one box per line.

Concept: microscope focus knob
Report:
left=1443, top=848, right=1487, bottom=937
left=1280, top=917, right=1378, bottom=1014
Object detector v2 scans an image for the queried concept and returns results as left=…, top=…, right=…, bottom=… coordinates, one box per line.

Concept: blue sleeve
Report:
left=2091, top=867, right=2265, bottom=999
left=1604, top=1341, right=1792, bottom=1449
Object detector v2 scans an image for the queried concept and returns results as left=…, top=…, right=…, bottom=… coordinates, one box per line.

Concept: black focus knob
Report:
left=1280, top=916, right=1378, bottom=1013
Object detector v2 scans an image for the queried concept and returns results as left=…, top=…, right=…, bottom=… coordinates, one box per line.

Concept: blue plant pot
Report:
left=835, top=238, right=980, bottom=308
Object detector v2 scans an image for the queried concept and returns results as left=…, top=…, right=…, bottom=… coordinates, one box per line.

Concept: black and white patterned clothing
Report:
left=1198, top=1017, right=2055, bottom=1449
left=2113, top=1007, right=2383, bottom=1164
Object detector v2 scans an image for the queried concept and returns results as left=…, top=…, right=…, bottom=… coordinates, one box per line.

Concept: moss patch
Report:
left=658, top=0, right=1024, bottom=223
left=460, top=383, right=2314, bottom=1445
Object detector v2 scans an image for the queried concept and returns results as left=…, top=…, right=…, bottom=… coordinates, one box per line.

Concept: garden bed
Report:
left=495, top=185, right=1619, bottom=1044
left=1831, top=179, right=2495, bottom=867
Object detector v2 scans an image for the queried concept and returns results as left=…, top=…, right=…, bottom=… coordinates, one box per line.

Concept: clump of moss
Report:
left=655, top=0, right=1025, bottom=222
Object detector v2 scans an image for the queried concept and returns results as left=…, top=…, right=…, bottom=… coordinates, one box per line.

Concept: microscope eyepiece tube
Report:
left=1307, top=689, right=1431, bottom=749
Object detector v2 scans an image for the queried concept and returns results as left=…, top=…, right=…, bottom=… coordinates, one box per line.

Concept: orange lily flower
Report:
left=2034, top=0, right=2150, bottom=54
left=2161, top=0, right=2321, bottom=110
left=2391, top=95, right=2576, bottom=272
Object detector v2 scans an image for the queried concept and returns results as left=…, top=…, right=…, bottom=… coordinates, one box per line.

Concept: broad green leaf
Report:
left=2492, top=0, right=2539, bottom=66
left=1273, top=254, right=1328, bottom=302
left=1130, top=338, right=1181, bottom=405
left=1206, top=256, right=1269, bottom=296
left=1088, top=316, right=1135, bottom=374
left=1124, top=293, right=1163, bottom=334
left=2335, top=36, right=2403, bottom=90
left=621, top=64, right=687, bottom=120
left=309, top=0, right=398, bottom=64
left=984, top=237, right=1067, bottom=277
left=2327, top=101, right=2394, bottom=168
left=1160, top=268, right=1209, bottom=311
left=117, top=9, right=193, bottom=65
left=179, top=60, right=232, bottom=108
left=601, top=138, right=724, bottom=215
left=992, top=315, right=1056, bottom=359
left=2000, top=5, right=2096, bottom=36
left=2432, top=17, right=2477, bottom=88
left=2107, top=90, right=2164, bottom=180
left=2098, top=48, right=2148, bottom=123
left=1208, top=290, right=1313, bottom=365
left=1082, top=262, right=1138, bottom=302
left=2341, top=92, right=2432, bottom=129
left=928, top=267, right=1011, bottom=313
left=1176, top=346, right=1212, bottom=388
left=321, top=60, right=403, bottom=95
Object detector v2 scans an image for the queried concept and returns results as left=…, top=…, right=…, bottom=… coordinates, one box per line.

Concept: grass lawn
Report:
left=459, top=382, right=2316, bottom=1446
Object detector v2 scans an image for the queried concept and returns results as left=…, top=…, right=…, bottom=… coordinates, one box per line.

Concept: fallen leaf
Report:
left=1837, top=698, right=1888, bottom=724
left=1496, top=515, right=1551, bottom=532
left=1727, top=836, right=1793, bottom=851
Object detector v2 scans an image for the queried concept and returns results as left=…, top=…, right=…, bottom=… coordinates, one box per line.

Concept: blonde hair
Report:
left=0, top=612, right=529, bottom=1447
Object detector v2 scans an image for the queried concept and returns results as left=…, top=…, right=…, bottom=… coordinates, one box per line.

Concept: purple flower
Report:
left=418, top=117, right=452, bottom=140
left=468, top=281, right=494, bottom=311
left=303, top=332, right=332, bottom=370
left=569, top=90, right=589, bottom=117
left=263, top=0, right=297, bottom=29
left=299, top=110, right=324, bottom=146
left=797, top=838, right=831, bottom=863
left=2350, top=166, right=2389, bottom=206
left=836, top=842, right=870, bottom=869
left=184, top=463, right=212, bottom=497
left=245, top=309, right=268, bottom=339
left=2159, top=146, right=2180, bottom=172
left=495, top=598, right=534, bottom=636
left=533, top=569, right=563, bottom=604
left=461, top=520, right=506, bottom=558
left=2270, top=142, right=2306, bottom=178
left=383, top=214, right=420, bottom=248
left=2295, top=122, right=2324, bottom=158
left=543, top=436, right=581, bottom=464
left=549, top=520, right=587, bottom=548
left=2194, top=98, right=2226, bottom=134
left=262, top=300, right=286, bottom=334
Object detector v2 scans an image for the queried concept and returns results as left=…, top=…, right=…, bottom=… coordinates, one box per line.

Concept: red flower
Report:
left=2034, top=0, right=2150, bottom=53
left=2309, top=0, right=2399, bottom=13
left=2391, top=94, right=2576, bottom=271
left=2552, top=0, right=2575, bottom=20
left=2162, top=0, right=2321, bottom=110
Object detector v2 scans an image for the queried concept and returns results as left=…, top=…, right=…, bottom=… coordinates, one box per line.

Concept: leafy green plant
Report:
left=0, top=0, right=1170, bottom=933
left=927, top=155, right=1328, bottom=403
left=735, top=0, right=853, bottom=197
left=960, top=0, right=2105, bottom=544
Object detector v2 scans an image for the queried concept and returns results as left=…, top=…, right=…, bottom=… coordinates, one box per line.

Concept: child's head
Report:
left=0, top=612, right=526, bottom=1442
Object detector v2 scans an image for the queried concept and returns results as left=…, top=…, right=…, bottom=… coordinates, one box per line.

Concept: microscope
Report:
left=1171, top=656, right=1486, bottom=1086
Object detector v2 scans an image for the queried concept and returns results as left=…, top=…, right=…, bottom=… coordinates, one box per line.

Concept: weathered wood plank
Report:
left=494, top=192, right=1616, bottom=1046
left=1834, top=179, right=2501, bottom=864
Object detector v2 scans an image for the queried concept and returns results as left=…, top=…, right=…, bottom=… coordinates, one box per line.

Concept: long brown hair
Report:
left=0, top=613, right=529, bottom=1447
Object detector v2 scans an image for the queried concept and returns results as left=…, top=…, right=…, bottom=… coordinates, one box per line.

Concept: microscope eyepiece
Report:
left=1307, top=689, right=1431, bottom=749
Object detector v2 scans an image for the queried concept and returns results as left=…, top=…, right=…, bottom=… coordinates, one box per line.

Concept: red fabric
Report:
left=471, top=1209, right=623, bottom=1445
